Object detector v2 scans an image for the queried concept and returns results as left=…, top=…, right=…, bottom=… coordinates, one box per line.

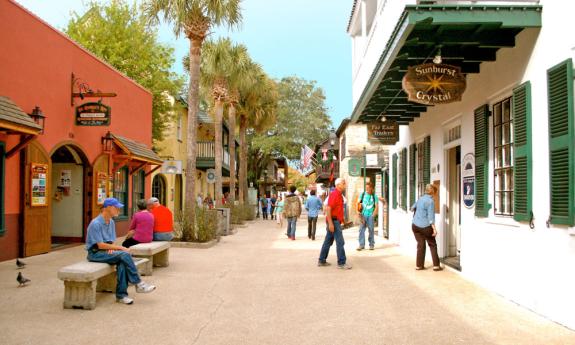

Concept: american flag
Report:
left=302, top=145, right=315, bottom=170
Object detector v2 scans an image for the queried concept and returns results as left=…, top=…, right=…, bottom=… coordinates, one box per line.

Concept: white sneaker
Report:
left=116, top=296, right=134, bottom=304
left=136, top=282, right=156, bottom=293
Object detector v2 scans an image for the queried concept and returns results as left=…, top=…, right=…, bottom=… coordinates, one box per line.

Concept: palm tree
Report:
left=237, top=70, right=278, bottom=203
left=144, top=0, right=241, bottom=239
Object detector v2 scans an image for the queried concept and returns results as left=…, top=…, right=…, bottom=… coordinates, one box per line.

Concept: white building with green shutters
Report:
left=348, top=0, right=575, bottom=330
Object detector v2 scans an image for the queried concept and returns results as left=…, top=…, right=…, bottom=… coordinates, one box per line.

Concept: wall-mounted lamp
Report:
left=433, top=48, right=442, bottom=65
left=29, top=106, right=46, bottom=134
left=329, top=128, right=337, bottom=148
left=101, top=131, right=114, bottom=153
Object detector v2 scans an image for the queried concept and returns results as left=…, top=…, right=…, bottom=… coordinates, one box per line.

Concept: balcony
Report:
left=196, top=141, right=231, bottom=173
left=315, top=161, right=340, bottom=182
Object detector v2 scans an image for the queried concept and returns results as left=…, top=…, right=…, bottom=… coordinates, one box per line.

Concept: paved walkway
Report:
left=1, top=215, right=574, bottom=345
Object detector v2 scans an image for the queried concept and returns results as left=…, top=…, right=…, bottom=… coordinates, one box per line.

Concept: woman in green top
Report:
left=275, top=195, right=285, bottom=227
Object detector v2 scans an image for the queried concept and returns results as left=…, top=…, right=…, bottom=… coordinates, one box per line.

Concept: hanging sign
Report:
left=31, top=163, right=48, bottom=207
left=402, top=63, right=467, bottom=105
left=75, top=102, right=111, bottom=126
left=462, top=153, right=475, bottom=208
left=161, top=160, right=182, bottom=174
left=206, top=169, right=216, bottom=184
left=348, top=158, right=362, bottom=177
left=367, top=121, right=399, bottom=145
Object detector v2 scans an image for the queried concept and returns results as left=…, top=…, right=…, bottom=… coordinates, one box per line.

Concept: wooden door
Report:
left=23, top=141, right=51, bottom=257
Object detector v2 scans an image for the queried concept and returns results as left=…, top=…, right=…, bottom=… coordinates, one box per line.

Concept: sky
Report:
left=15, top=0, right=353, bottom=127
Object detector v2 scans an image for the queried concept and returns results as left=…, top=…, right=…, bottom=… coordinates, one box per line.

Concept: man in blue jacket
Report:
left=305, top=190, right=323, bottom=240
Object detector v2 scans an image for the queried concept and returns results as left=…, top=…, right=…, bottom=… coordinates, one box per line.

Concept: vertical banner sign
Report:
left=97, top=172, right=108, bottom=205
left=31, top=163, right=48, bottom=206
left=462, top=153, right=475, bottom=208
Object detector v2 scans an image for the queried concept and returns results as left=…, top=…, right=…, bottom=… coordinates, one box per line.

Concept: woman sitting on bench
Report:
left=86, top=198, right=156, bottom=305
left=122, top=199, right=154, bottom=248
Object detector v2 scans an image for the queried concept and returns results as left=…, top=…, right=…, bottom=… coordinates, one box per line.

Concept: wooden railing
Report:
left=197, top=141, right=230, bottom=167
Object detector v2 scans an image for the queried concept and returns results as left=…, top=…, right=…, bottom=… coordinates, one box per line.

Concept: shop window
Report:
left=0, top=142, right=5, bottom=236
left=493, top=96, right=514, bottom=216
left=132, top=170, right=145, bottom=215
left=113, top=166, right=129, bottom=218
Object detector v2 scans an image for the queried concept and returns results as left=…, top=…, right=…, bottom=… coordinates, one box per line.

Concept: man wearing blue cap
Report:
left=86, top=197, right=156, bottom=304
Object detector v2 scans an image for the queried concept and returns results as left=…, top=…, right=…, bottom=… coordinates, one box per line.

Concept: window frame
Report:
left=132, top=170, right=145, bottom=216
left=492, top=96, right=514, bottom=217
left=113, top=166, right=129, bottom=219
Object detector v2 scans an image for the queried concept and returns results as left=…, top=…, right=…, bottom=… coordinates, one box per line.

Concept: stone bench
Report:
left=129, top=241, right=170, bottom=276
left=57, top=257, right=148, bottom=310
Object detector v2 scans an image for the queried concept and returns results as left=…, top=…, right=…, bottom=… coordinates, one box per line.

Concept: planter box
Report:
left=170, top=239, right=218, bottom=249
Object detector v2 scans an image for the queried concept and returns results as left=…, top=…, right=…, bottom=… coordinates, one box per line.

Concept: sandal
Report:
left=415, top=267, right=425, bottom=270
left=433, top=266, right=443, bottom=271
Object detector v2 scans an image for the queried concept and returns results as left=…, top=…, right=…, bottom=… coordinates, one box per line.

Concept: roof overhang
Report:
left=111, top=134, right=163, bottom=165
left=351, top=4, right=542, bottom=125
left=0, top=96, right=42, bottom=135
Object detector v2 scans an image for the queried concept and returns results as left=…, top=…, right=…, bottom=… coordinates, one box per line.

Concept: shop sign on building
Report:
left=367, top=121, right=398, bottom=145
left=161, top=160, right=182, bottom=174
left=348, top=158, right=362, bottom=177
left=402, top=63, right=467, bottom=105
left=75, top=102, right=111, bottom=126
left=31, top=163, right=48, bottom=207
left=462, top=153, right=475, bottom=208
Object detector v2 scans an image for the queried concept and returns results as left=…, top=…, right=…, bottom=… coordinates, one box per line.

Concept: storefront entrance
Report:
left=50, top=144, right=91, bottom=246
left=444, top=145, right=461, bottom=270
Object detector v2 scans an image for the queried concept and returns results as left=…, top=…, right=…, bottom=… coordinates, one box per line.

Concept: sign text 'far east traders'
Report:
left=402, top=63, right=467, bottom=105
left=75, top=102, right=111, bottom=126
left=367, top=121, right=399, bottom=145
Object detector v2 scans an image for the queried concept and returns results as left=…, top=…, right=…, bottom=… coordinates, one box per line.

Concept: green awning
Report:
left=351, top=4, right=542, bottom=125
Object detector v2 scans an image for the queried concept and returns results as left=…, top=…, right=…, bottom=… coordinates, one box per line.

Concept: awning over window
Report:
left=351, top=4, right=542, bottom=125
left=111, top=133, right=163, bottom=165
left=0, top=96, right=42, bottom=135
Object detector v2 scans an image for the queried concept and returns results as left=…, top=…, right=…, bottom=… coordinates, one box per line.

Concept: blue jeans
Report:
left=358, top=214, right=375, bottom=248
left=153, top=232, right=173, bottom=241
left=287, top=217, right=297, bottom=237
left=87, top=250, right=141, bottom=299
left=318, top=220, right=346, bottom=265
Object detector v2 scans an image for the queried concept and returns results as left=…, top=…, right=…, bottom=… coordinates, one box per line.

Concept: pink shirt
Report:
left=129, top=210, right=154, bottom=243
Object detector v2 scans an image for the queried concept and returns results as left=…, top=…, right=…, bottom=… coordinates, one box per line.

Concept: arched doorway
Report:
left=152, top=174, right=167, bottom=206
left=50, top=144, right=90, bottom=245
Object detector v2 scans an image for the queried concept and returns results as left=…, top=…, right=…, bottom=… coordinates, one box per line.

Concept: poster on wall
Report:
left=59, top=170, right=71, bottom=187
left=31, top=163, right=48, bottom=207
left=97, top=172, right=108, bottom=205
left=462, top=153, right=475, bottom=208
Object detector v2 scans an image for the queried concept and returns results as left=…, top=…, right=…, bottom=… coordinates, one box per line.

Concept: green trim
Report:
left=547, top=59, right=575, bottom=226
left=392, top=153, right=398, bottom=209
left=423, top=136, right=430, bottom=186
left=512, top=81, right=532, bottom=222
left=474, top=104, right=490, bottom=217
left=0, top=142, right=4, bottom=236
left=401, top=147, right=407, bottom=211
left=409, top=144, right=416, bottom=207
left=350, top=5, right=542, bottom=124
left=113, top=166, right=129, bottom=218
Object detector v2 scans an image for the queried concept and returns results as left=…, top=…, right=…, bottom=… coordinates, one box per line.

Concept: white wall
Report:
left=383, top=0, right=575, bottom=329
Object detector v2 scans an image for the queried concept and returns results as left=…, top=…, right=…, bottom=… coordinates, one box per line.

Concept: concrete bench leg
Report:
left=153, top=249, right=169, bottom=268
left=63, top=280, right=97, bottom=310
left=134, top=256, right=153, bottom=276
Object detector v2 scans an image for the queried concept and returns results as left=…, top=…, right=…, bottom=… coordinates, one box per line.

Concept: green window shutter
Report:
left=401, top=147, right=407, bottom=211
left=547, top=59, right=575, bottom=225
left=513, top=81, right=532, bottom=222
left=423, top=136, right=430, bottom=186
left=392, top=153, right=398, bottom=209
left=474, top=104, right=490, bottom=217
left=409, top=143, right=416, bottom=206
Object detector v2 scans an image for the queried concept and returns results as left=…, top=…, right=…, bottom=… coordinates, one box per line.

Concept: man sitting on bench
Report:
left=86, top=197, right=156, bottom=305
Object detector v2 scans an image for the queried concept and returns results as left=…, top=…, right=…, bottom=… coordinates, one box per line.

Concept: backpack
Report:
left=284, top=195, right=301, bottom=218
left=357, top=192, right=375, bottom=213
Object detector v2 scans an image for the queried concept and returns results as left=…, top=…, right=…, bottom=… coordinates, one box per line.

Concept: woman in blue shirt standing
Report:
left=411, top=184, right=442, bottom=271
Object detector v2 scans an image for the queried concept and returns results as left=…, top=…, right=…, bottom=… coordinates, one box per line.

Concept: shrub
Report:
left=174, top=206, right=218, bottom=242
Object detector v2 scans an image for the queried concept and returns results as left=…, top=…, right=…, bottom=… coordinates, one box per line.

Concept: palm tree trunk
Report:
left=184, top=37, right=201, bottom=241
left=239, top=113, right=248, bottom=204
left=228, top=104, right=237, bottom=203
left=214, top=98, right=224, bottom=207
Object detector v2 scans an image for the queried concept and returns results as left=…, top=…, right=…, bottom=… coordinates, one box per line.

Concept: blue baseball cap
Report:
left=103, top=197, right=124, bottom=208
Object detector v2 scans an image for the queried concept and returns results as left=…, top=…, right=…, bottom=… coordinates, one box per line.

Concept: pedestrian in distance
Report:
left=122, top=199, right=154, bottom=248
left=275, top=195, right=285, bottom=227
left=305, top=190, right=323, bottom=240
left=318, top=178, right=352, bottom=269
left=86, top=198, right=156, bottom=304
left=266, top=195, right=272, bottom=219
left=270, top=194, right=277, bottom=220
left=284, top=185, right=302, bottom=240
left=148, top=197, right=174, bottom=241
left=411, top=184, right=442, bottom=271
left=204, top=194, right=214, bottom=209
left=260, top=195, right=269, bottom=220
left=357, top=182, right=378, bottom=251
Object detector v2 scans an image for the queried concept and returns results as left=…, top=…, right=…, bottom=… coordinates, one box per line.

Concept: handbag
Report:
left=356, top=192, right=364, bottom=213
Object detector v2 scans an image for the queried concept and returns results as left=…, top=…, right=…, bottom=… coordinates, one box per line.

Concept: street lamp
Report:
left=329, top=128, right=337, bottom=148
left=29, top=106, right=46, bottom=134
